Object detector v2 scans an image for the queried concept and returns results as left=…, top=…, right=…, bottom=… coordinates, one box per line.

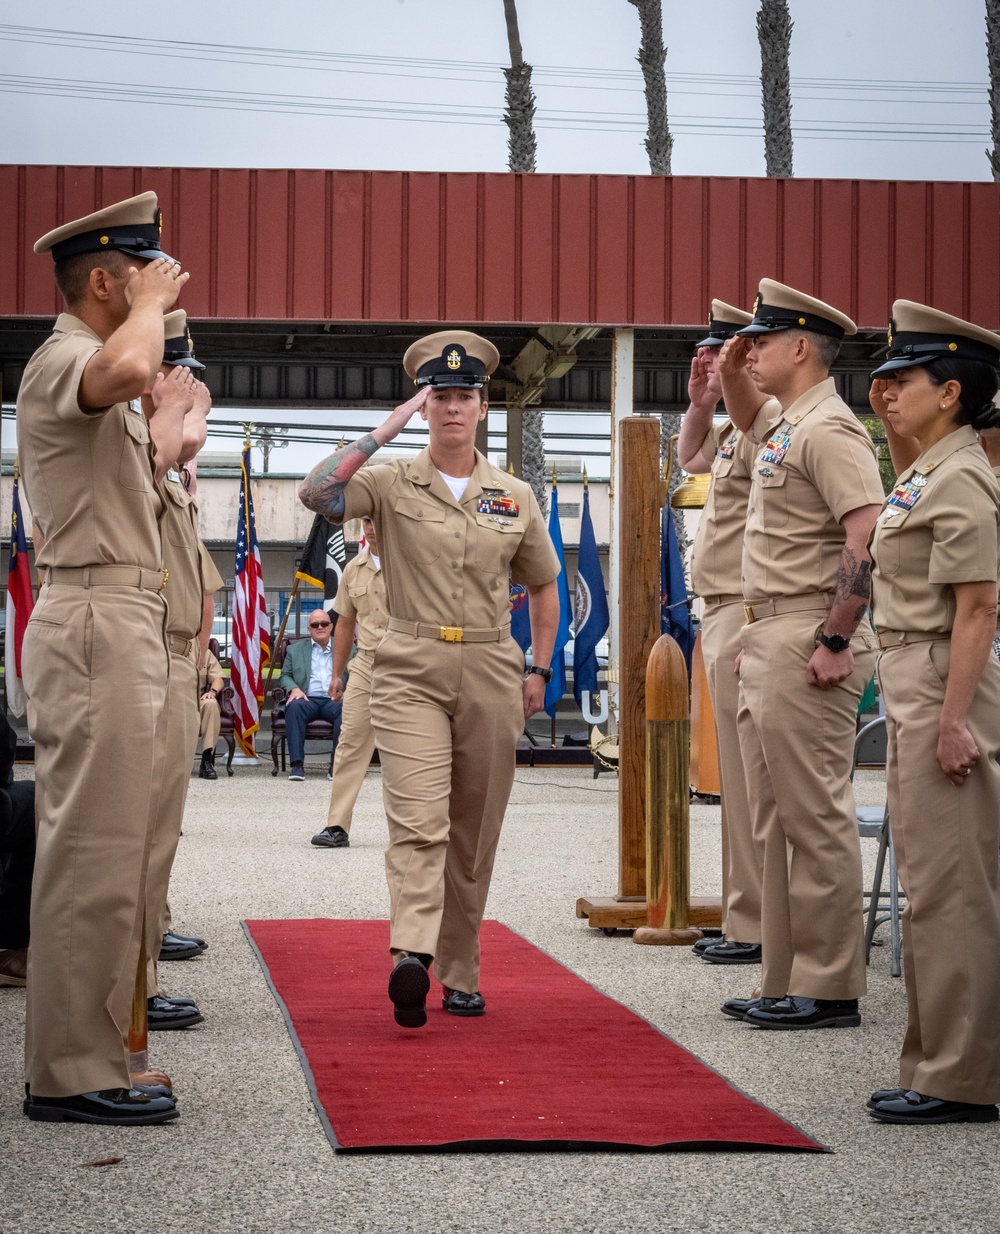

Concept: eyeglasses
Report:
left=309, top=621, right=332, bottom=629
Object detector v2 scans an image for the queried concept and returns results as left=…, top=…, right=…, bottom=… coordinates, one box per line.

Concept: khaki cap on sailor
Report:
left=162, top=310, right=205, bottom=371
left=738, top=279, right=857, bottom=340
left=695, top=301, right=753, bottom=349
left=403, top=330, right=500, bottom=389
left=872, top=300, right=1000, bottom=376
left=33, top=190, right=175, bottom=264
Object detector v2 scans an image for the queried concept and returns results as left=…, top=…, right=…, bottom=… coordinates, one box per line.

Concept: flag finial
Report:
left=583, top=464, right=588, bottom=490
left=551, top=463, right=557, bottom=490
left=12, top=456, right=18, bottom=483
left=507, top=462, right=515, bottom=475
left=242, top=422, right=255, bottom=450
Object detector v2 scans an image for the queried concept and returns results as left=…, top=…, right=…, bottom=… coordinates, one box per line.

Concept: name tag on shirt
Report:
left=759, top=427, right=793, bottom=466
left=886, top=474, right=927, bottom=512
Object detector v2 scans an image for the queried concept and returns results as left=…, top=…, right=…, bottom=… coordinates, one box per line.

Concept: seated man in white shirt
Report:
left=278, top=608, right=343, bottom=780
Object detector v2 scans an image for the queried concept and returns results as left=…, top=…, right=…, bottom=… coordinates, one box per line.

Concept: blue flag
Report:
left=545, top=485, right=573, bottom=717
left=660, top=505, right=695, bottom=671
left=509, top=580, right=532, bottom=656
left=573, top=486, right=609, bottom=708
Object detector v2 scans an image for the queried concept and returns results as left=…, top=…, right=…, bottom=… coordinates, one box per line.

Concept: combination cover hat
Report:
left=33, top=190, right=176, bottom=264
left=695, top=300, right=753, bottom=349
left=161, top=310, right=205, bottom=371
left=737, top=279, right=857, bottom=340
left=403, top=330, right=500, bottom=389
left=871, top=300, right=1000, bottom=376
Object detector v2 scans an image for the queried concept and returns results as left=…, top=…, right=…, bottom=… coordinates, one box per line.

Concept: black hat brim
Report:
left=694, top=334, right=725, bottom=349
left=870, top=354, right=931, bottom=378
left=120, top=245, right=177, bottom=264
left=163, top=355, right=205, bottom=371
left=736, top=322, right=790, bottom=337
left=417, top=374, right=486, bottom=389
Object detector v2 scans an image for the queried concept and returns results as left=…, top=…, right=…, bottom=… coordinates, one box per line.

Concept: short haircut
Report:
left=54, top=250, right=132, bottom=306
left=801, top=329, right=841, bottom=370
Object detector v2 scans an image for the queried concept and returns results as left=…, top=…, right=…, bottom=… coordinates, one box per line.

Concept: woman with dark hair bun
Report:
left=866, top=301, right=1000, bottom=1126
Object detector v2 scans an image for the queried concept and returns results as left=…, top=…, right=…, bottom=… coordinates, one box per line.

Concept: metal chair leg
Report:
left=889, top=829, right=902, bottom=977
left=865, top=811, right=890, bottom=963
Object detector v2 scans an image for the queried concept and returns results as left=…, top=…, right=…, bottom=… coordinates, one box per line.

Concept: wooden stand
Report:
left=128, top=916, right=172, bottom=1092
left=689, top=630, right=721, bottom=797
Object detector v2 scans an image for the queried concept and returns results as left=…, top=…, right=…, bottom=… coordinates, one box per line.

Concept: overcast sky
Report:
left=1, top=1, right=994, bottom=477
left=0, top=0, right=993, bottom=181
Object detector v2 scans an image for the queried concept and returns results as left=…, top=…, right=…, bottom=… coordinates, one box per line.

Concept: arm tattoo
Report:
left=828, top=547, right=872, bottom=636
left=298, top=434, right=379, bottom=519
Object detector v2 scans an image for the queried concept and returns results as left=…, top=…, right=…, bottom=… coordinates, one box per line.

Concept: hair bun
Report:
left=969, top=400, right=1000, bottom=431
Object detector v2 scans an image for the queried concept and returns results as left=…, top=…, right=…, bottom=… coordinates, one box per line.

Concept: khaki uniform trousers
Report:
left=701, top=599, right=761, bottom=942
left=369, top=629, right=524, bottom=994
left=879, top=638, right=1000, bottom=1104
left=199, top=696, right=221, bottom=751
left=23, top=584, right=168, bottom=1097
left=738, top=609, right=874, bottom=1000
left=326, top=650, right=377, bottom=835
left=145, top=646, right=200, bottom=996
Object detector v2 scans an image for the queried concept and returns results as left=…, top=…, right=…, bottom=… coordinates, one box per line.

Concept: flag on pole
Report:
left=296, top=514, right=347, bottom=619
left=231, top=445, right=271, bottom=756
left=5, top=465, right=34, bottom=716
left=660, top=506, right=695, bottom=671
left=545, top=476, right=573, bottom=718
left=572, top=475, right=609, bottom=708
left=508, top=581, right=532, bottom=656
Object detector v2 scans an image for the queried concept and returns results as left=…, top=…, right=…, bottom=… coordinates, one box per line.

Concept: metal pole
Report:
left=608, top=327, right=633, bottom=739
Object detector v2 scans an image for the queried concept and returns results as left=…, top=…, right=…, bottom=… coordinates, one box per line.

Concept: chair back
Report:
left=852, top=716, right=887, bottom=778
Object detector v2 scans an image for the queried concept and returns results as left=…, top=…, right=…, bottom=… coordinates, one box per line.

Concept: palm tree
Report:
left=502, top=0, right=548, bottom=514
left=987, top=0, right=1000, bottom=180
left=626, top=0, right=672, bottom=174
left=757, top=0, right=794, bottom=177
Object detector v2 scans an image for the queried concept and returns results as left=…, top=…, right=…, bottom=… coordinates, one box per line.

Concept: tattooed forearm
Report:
left=826, top=546, right=873, bottom=637
left=298, top=434, right=379, bottom=518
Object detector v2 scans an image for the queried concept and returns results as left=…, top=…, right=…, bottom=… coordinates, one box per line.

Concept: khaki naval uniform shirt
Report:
left=870, top=426, right=1000, bottom=1103
left=742, top=377, right=885, bottom=600
left=341, top=447, right=559, bottom=992
left=333, top=549, right=388, bottom=653
left=16, top=313, right=169, bottom=1096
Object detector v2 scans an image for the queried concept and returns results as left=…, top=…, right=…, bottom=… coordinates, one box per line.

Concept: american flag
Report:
left=231, top=445, right=270, bottom=756
left=5, top=468, right=34, bottom=716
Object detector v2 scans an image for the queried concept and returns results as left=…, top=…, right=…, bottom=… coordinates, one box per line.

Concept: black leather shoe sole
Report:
left=26, top=1092, right=179, bottom=1125
left=442, top=991, right=486, bottom=1017
left=869, top=1098, right=999, bottom=1125
left=701, top=943, right=763, bottom=966
left=158, top=943, right=206, bottom=962
left=148, top=1009, right=204, bottom=1031
left=746, top=1009, right=860, bottom=1030
left=388, top=957, right=430, bottom=1028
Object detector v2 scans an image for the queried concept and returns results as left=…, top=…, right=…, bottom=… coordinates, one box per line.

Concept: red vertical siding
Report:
left=1, top=166, right=998, bottom=330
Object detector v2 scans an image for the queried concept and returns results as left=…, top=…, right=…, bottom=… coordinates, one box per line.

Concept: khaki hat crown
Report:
left=403, top=330, right=500, bottom=389
left=695, top=299, right=753, bottom=348
left=871, top=300, right=1000, bottom=376
left=739, top=278, right=857, bottom=340
left=161, top=309, right=204, bottom=370
left=34, top=190, right=175, bottom=264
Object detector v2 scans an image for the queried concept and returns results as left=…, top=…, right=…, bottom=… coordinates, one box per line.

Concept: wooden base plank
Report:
left=576, top=895, right=723, bottom=931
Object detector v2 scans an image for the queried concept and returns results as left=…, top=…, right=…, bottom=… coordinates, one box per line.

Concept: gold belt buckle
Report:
left=744, top=604, right=756, bottom=624
left=439, top=626, right=464, bottom=642
left=160, top=570, right=169, bottom=591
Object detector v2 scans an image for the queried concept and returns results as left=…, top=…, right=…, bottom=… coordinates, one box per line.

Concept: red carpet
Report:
left=243, top=918, right=825, bottom=1154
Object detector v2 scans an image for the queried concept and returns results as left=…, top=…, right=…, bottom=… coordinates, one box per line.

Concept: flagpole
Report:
left=264, top=578, right=300, bottom=698
left=550, top=463, right=558, bottom=749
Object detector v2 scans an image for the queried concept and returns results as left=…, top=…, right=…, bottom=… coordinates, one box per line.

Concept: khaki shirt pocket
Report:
left=710, top=455, right=737, bottom=511
left=872, top=508, right=910, bottom=577
left=392, top=496, right=446, bottom=564
left=756, top=466, right=789, bottom=527
left=119, top=410, right=153, bottom=493
left=162, top=481, right=195, bottom=548
left=474, top=513, right=525, bottom=573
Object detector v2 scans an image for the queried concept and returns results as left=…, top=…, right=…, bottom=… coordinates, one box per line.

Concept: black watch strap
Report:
left=526, top=665, right=553, bottom=683
left=819, top=632, right=851, bottom=653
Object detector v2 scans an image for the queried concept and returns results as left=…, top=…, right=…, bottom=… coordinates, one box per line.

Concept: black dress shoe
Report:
left=867, top=1087, right=908, bottom=1109
left=199, top=750, right=218, bottom=780
left=721, top=995, right=781, bottom=1021
left=745, top=995, right=860, bottom=1030
left=159, top=931, right=208, bottom=961
left=154, top=993, right=198, bottom=1008
left=442, top=988, right=486, bottom=1016
left=388, top=955, right=430, bottom=1028
left=868, top=1090, right=999, bottom=1124
left=147, top=995, right=204, bottom=1031
left=311, top=826, right=350, bottom=849
left=692, top=933, right=724, bottom=956
left=26, top=1088, right=179, bottom=1125
left=701, top=940, right=762, bottom=966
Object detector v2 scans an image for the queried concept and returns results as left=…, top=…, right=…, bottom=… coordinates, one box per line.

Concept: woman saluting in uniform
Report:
left=867, top=301, right=1000, bottom=1125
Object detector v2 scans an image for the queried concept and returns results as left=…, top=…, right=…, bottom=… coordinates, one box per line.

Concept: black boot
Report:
left=199, top=749, right=217, bottom=780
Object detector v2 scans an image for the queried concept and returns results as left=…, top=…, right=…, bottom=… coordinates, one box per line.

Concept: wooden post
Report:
left=128, top=913, right=172, bottom=1091
left=689, top=631, right=721, bottom=796
left=506, top=403, right=523, bottom=477
left=634, top=635, right=703, bottom=945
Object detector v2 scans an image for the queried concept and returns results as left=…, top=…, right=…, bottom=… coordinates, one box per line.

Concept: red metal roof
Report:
left=2, top=166, right=998, bottom=330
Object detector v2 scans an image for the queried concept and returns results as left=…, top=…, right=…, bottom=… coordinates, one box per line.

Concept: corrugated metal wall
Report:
left=2, top=166, right=998, bottom=329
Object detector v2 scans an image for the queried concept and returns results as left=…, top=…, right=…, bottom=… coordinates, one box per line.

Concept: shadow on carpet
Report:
left=243, top=918, right=826, bottom=1155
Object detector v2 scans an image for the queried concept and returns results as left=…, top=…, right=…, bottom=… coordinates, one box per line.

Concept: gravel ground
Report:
left=1, top=761, right=997, bottom=1234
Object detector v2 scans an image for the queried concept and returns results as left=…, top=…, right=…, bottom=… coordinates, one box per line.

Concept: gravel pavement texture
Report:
left=1, top=760, right=997, bottom=1234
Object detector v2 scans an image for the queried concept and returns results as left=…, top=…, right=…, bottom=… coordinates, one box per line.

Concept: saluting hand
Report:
left=377, top=384, right=432, bottom=446
left=124, top=256, right=190, bottom=313
left=688, top=350, right=722, bottom=411
left=717, top=335, right=751, bottom=382
left=149, top=365, right=196, bottom=416
left=868, top=379, right=892, bottom=420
